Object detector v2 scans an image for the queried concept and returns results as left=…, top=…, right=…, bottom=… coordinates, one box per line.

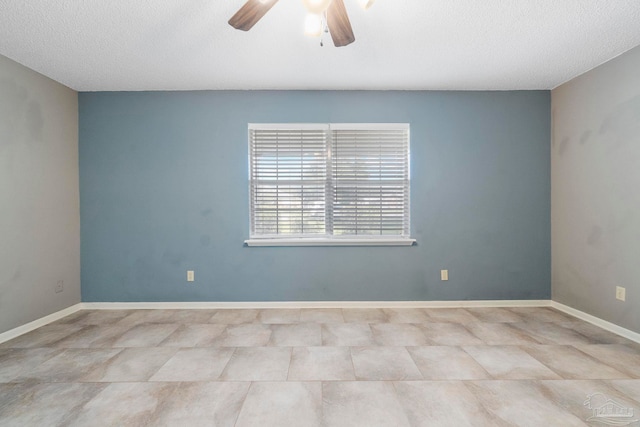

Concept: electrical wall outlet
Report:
left=616, top=286, right=626, bottom=301
left=55, top=280, right=64, bottom=293
left=441, top=270, right=449, bottom=281
left=187, top=270, right=195, bottom=282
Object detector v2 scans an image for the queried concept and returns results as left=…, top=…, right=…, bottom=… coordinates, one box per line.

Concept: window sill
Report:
left=244, top=238, right=416, bottom=247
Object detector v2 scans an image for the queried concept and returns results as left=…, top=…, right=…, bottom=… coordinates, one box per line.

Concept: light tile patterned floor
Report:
left=1, top=307, right=640, bottom=426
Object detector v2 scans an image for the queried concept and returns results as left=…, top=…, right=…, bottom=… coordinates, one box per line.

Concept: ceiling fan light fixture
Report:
left=357, top=0, right=375, bottom=9
left=229, top=0, right=355, bottom=47
left=304, top=13, right=323, bottom=37
left=302, top=0, right=332, bottom=14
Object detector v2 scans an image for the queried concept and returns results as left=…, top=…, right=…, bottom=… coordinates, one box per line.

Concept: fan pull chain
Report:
left=320, top=11, right=329, bottom=47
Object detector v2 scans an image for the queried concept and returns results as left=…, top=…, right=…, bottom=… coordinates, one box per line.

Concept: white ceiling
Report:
left=1, top=0, right=640, bottom=92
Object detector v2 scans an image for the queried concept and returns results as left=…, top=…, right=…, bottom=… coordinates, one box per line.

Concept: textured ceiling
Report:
left=1, top=0, right=640, bottom=91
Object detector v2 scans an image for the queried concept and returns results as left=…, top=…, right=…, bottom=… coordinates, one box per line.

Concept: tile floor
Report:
left=1, top=307, right=639, bottom=426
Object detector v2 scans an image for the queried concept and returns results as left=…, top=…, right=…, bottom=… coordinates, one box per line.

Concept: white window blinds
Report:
left=249, top=124, right=329, bottom=237
left=330, top=124, right=410, bottom=237
left=249, top=123, right=410, bottom=242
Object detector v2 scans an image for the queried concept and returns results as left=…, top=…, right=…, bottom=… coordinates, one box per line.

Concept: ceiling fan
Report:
left=228, top=0, right=375, bottom=47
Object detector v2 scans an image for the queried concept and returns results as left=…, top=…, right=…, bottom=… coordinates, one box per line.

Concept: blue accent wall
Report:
left=79, top=90, right=550, bottom=302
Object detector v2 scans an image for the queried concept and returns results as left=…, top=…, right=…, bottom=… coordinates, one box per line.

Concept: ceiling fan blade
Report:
left=326, top=0, right=355, bottom=47
left=228, top=0, right=279, bottom=31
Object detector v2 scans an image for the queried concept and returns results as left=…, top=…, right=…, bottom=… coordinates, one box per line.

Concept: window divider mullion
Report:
left=325, top=126, right=334, bottom=237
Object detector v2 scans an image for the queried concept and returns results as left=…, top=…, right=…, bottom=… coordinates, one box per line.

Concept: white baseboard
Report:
left=0, top=303, right=83, bottom=345
left=80, top=299, right=552, bottom=310
left=0, top=300, right=550, bottom=344
left=551, top=301, right=640, bottom=344
left=6, top=300, right=636, bottom=346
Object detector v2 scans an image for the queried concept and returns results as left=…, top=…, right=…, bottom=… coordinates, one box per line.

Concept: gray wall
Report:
left=80, top=90, right=551, bottom=302
left=552, top=45, right=640, bottom=333
left=0, top=55, right=80, bottom=334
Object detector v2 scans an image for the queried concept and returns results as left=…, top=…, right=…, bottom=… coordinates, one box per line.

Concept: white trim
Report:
left=245, top=238, right=416, bottom=247
left=12, top=300, right=639, bottom=345
left=248, top=123, right=410, bottom=131
left=551, top=301, right=640, bottom=344
left=0, top=303, right=83, bottom=344
left=248, top=123, right=329, bottom=131
left=329, top=123, right=410, bottom=131
left=80, top=300, right=550, bottom=310
left=248, top=122, right=411, bottom=241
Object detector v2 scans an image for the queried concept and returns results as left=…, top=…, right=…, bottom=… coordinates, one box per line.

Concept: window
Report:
left=246, top=123, right=414, bottom=246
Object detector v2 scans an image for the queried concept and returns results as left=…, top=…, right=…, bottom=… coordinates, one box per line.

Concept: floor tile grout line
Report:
left=2, top=310, right=639, bottom=384
left=233, top=381, right=255, bottom=427
left=285, top=347, right=293, bottom=381
left=348, top=346, right=359, bottom=381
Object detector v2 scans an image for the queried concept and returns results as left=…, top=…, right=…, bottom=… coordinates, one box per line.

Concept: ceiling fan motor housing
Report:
left=302, top=0, right=333, bottom=14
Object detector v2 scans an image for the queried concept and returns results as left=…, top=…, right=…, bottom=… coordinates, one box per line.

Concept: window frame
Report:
left=245, top=123, right=415, bottom=247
